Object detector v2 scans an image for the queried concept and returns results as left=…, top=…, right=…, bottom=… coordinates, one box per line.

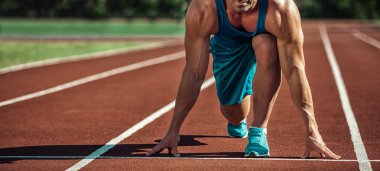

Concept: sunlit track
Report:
left=65, top=77, right=216, bottom=171
left=351, top=29, right=380, bottom=49
left=319, top=23, right=372, bottom=171
left=0, top=40, right=181, bottom=75
left=0, top=51, right=185, bottom=107
left=1, top=21, right=379, bottom=171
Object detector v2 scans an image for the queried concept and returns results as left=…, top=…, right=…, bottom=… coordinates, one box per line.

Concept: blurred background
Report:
left=1, top=0, right=379, bottom=20
left=0, top=0, right=379, bottom=69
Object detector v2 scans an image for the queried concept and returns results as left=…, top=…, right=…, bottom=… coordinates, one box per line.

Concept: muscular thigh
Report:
left=252, top=34, right=279, bottom=68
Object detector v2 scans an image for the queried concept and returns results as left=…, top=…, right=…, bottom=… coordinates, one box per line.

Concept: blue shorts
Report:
left=210, top=37, right=257, bottom=105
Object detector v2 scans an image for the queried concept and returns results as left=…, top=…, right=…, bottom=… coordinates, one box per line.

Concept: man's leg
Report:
left=220, top=95, right=251, bottom=125
left=220, top=95, right=251, bottom=138
left=251, top=34, right=281, bottom=128
left=244, top=34, right=281, bottom=157
left=219, top=33, right=280, bottom=128
left=218, top=34, right=280, bottom=138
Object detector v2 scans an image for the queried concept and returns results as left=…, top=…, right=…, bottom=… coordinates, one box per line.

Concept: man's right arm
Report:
left=147, top=0, right=217, bottom=157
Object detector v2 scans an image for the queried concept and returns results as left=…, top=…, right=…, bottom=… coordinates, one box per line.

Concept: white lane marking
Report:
left=351, top=29, right=380, bottom=49
left=0, top=40, right=181, bottom=74
left=319, top=23, right=372, bottom=171
left=1, top=156, right=380, bottom=162
left=0, top=51, right=185, bottom=107
left=65, top=77, right=216, bottom=171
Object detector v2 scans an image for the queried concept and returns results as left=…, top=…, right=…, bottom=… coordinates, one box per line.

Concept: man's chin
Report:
left=232, top=5, right=252, bottom=13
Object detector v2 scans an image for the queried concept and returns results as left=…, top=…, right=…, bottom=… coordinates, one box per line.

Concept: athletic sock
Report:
left=250, top=126, right=267, bottom=134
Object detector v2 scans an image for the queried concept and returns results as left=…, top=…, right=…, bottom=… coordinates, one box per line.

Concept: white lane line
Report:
left=0, top=40, right=181, bottom=74
left=319, top=23, right=372, bottom=171
left=351, top=29, right=380, bottom=49
left=65, top=77, right=216, bottom=171
left=0, top=51, right=185, bottom=107
left=2, top=156, right=380, bottom=162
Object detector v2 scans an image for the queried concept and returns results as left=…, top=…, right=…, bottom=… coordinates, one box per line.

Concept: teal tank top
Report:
left=211, top=0, right=268, bottom=48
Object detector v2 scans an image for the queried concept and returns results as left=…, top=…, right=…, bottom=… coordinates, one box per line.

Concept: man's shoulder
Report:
left=186, top=0, right=218, bottom=36
left=266, top=0, right=302, bottom=39
left=187, top=0, right=216, bottom=16
left=268, top=0, right=298, bottom=15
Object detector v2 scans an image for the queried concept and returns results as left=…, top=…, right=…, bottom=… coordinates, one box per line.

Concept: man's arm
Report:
left=147, top=0, right=216, bottom=157
left=275, top=1, right=341, bottom=159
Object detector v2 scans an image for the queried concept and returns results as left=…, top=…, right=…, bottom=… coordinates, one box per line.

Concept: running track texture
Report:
left=0, top=21, right=379, bottom=171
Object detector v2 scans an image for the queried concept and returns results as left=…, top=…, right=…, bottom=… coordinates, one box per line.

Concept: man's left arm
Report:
left=275, top=1, right=341, bottom=160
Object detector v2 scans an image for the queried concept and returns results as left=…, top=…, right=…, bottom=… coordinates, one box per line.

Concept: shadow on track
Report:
left=0, top=134, right=314, bottom=164
left=0, top=135, right=224, bottom=164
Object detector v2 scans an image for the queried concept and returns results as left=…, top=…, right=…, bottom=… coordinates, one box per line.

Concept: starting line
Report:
left=1, top=156, right=380, bottom=163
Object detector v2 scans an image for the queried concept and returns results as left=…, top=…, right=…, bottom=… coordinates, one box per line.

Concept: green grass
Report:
left=0, top=41, right=146, bottom=68
left=0, top=19, right=185, bottom=36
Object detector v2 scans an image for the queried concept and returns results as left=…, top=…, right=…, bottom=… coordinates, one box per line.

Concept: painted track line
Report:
left=65, top=77, right=216, bottom=171
left=319, top=23, right=372, bottom=171
left=0, top=51, right=185, bottom=107
left=0, top=40, right=181, bottom=74
left=351, top=29, right=380, bottom=49
left=2, top=156, right=380, bottom=162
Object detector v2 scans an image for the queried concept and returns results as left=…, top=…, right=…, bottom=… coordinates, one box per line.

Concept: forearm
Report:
left=167, top=67, right=205, bottom=133
left=277, top=28, right=320, bottom=137
left=287, top=70, right=320, bottom=137
left=168, top=6, right=212, bottom=133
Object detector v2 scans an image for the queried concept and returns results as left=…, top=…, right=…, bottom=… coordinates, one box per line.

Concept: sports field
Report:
left=0, top=20, right=379, bottom=171
left=0, top=19, right=185, bottom=36
left=0, top=41, right=149, bottom=68
left=0, top=19, right=184, bottom=68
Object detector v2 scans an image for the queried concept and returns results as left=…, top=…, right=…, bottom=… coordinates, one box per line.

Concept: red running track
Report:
left=0, top=21, right=379, bottom=171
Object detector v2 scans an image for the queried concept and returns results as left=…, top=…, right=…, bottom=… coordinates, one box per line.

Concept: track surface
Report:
left=0, top=21, right=379, bottom=170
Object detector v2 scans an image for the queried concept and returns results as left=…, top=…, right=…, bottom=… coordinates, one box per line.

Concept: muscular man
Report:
left=147, top=0, right=341, bottom=159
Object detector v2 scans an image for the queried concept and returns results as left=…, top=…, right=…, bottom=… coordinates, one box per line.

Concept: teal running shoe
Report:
left=244, top=127, right=270, bottom=157
left=227, top=119, right=248, bottom=138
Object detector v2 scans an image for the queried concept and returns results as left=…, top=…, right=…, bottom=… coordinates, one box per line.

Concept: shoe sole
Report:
left=244, top=152, right=270, bottom=158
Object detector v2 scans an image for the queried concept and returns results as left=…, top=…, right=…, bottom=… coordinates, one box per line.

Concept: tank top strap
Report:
left=214, top=0, right=229, bottom=34
left=255, top=0, right=268, bottom=35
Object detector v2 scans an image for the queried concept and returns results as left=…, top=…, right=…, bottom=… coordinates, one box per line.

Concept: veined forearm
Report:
left=168, top=68, right=204, bottom=132
left=277, top=33, right=320, bottom=136
left=287, top=70, right=319, bottom=136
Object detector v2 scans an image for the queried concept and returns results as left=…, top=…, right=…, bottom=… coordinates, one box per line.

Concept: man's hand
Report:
left=301, top=135, right=341, bottom=160
left=146, top=132, right=181, bottom=157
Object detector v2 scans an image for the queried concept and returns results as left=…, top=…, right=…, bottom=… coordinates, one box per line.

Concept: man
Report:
left=147, top=0, right=341, bottom=159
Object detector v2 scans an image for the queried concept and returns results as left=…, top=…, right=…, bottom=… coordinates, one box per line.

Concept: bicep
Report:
left=276, top=8, right=305, bottom=78
left=183, top=1, right=215, bottom=80
left=184, top=33, right=210, bottom=80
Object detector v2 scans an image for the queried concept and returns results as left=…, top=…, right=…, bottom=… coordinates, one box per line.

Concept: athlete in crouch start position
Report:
left=147, top=0, right=341, bottom=159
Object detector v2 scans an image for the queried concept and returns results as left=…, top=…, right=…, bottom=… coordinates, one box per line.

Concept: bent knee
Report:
left=220, top=103, right=250, bottom=123
left=221, top=105, right=246, bottom=124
